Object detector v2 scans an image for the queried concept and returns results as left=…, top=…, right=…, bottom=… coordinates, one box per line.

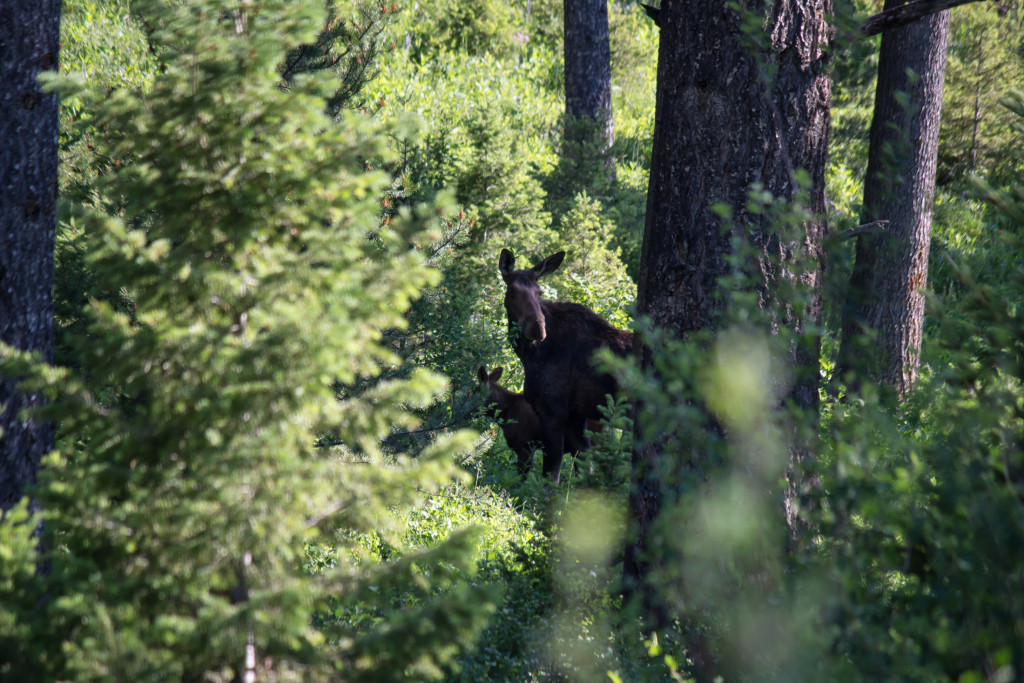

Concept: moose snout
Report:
left=523, top=317, right=546, bottom=342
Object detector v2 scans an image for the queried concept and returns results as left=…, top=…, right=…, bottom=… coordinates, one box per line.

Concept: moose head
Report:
left=476, top=365, right=505, bottom=419
left=498, top=248, right=565, bottom=343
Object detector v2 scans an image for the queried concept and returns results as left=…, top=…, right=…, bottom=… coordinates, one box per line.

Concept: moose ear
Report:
left=532, top=250, right=565, bottom=279
left=498, top=249, right=515, bottom=282
left=477, top=366, right=489, bottom=384
left=489, top=367, right=504, bottom=383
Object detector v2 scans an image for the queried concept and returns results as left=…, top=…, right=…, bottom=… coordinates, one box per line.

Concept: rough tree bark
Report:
left=0, top=0, right=61, bottom=510
left=563, top=0, right=614, bottom=173
left=625, top=1, right=831, bottom=674
left=837, top=5, right=950, bottom=397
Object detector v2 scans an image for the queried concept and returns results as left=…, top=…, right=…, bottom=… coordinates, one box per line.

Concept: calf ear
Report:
left=499, top=249, right=515, bottom=282
left=489, top=367, right=504, bottom=383
left=532, top=250, right=565, bottom=279
left=477, top=366, right=489, bottom=385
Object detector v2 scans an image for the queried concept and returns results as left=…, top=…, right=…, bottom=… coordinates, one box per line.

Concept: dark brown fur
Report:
left=477, top=365, right=603, bottom=478
left=499, top=249, right=634, bottom=481
left=477, top=366, right=541, bottom=476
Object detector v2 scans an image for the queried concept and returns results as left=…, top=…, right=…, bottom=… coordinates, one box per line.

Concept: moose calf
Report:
left=477, top=366, right=541, bottom=476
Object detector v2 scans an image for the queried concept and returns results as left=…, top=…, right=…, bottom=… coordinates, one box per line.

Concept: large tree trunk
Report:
left=837, top=5, right=950, bottom=397
left=0, top=0, right=61, bottom=510
left=563, top=0, right=614, bottom=173
left=625, top=0, right=831, bottom=666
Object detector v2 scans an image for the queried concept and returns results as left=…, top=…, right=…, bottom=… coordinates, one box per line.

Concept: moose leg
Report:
left=539, top=418, right=566, bottom=482
left=563, top=418, right=588, bottom=475
left=513, top=442, right=534, bottom=477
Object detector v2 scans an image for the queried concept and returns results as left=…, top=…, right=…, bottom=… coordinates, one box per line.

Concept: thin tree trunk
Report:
left=563, top=0, right=614, bottom=174
left=971, top=75, right=981, bottom=173
left=625, top=1, right=831, bottom=673
left=0, top=0, right=61, bottom=510
left=837, top=5, right=950, bottom=397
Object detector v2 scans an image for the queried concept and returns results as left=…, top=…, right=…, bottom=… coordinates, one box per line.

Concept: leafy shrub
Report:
left=309, top=483, right=554, bottom=681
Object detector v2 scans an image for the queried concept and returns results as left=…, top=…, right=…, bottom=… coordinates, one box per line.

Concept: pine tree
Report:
left=0, top=1, right=496, bottom=680
left=280, top=0, right=395, bottom=117
left=624, top=1, right=831, bottom=677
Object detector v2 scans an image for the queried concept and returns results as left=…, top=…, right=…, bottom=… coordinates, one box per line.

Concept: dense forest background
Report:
left=1, top=0, right=1023, bottom=680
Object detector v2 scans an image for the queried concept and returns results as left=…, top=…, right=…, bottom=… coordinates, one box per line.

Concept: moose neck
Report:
left=509, top=300, right=587, bottom=360
left=488, top=384, right=522, bottom=414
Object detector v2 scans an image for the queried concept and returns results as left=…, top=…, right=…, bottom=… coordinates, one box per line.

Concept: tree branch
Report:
left=640, top=1, right=988, bottom=38
left=860, top=0, right=987, bottom=38
left=640, top=3, right=661, bottom=27
left=835, top=220, right=889, bottom=241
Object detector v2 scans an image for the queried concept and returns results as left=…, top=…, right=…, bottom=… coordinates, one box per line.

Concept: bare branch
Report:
left=642, top=0, right=985, bottom=38
left=835, top=220, right=889, bottom=241
left=640, top=3, right=661, bottom=27
left=860, top=0, right=986, bottom=38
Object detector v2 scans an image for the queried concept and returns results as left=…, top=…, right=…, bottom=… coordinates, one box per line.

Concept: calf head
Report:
left=498, top=248, right=565, bottom=343
left=476, top=365, right=504, bottom=418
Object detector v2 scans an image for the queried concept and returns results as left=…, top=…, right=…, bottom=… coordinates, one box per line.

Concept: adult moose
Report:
left=477, top=365, right=604, bottom=477
left=499, top=248, right=633, bottom=481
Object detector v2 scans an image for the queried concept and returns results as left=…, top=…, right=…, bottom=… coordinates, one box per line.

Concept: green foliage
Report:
left=58, top=0, right=155, bottom=199
left=830, top=0, right=880, bottom=173
left=54, top=0, right=158, bottom=384
left=576, top=393, right=634, bottom=493
left=973, top=87, right=1024, bottom=224
left=333, top=9, right=652, bottom=676
left=307, top=484, right=552, bottom=681
left=357, top=2, right=651, bottom=479
left=60, top=0, right=154, bottom=103
left=546, top=192, right=635, bottom=327
left=602, top=93, right=1024, bottom=676
left=539, top=491, right=627, bottom=681
left=0, top=1, right=498, bottom=679
left=939, top=2, right=1024, bottom=184
left=928, top=190, right=1020, bottom=308
left=583, top=175, right=834, bottom=681
left=27, top=0, right=1024, bottom=680
left=609, top=4, right=658, bottom=169
left=391, top=0, right=561, bottom=64
left=813, top=90, right=1024, bottom=681
left=280, top=0, right=397, bottom=116
left=366, top=48, right=563, bottom=422
left=927, top=81, right=1024, bottom=363
left=368, top=47, right=561, bottom=246
left=545, top=4, right=657, bottom=280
